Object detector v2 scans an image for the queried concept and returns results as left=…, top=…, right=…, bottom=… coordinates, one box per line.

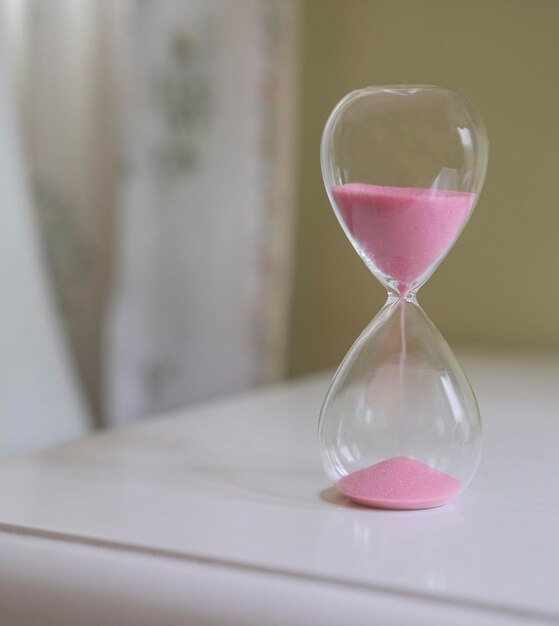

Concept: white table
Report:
left=0, top=352, right=558, bottom=625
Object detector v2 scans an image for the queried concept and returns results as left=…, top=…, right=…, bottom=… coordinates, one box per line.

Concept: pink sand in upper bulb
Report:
left=339, top=456, right=461, bottom=510
left=332, top=183, right=475, bottom=294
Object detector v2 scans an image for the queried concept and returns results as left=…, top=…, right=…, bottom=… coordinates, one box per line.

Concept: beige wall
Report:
left=288, top=0, right=559, bottom=376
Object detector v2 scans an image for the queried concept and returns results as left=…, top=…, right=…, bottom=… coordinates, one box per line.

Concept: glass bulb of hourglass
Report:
left=319, top=86, right=488, bottom=509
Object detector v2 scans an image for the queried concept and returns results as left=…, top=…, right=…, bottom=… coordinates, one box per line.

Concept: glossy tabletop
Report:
left=0, top=352, right=558, bottom=625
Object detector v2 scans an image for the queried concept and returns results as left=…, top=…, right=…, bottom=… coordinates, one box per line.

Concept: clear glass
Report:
left=319, top=85, right=488, bottom=509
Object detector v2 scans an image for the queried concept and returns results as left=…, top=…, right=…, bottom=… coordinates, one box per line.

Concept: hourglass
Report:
left=319, top=86, right=488, bottom=509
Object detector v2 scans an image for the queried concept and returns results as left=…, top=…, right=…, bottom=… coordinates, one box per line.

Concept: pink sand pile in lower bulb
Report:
left=339, top=456, right=461, bottom=509
left=332, top=183, right=474, bottom=294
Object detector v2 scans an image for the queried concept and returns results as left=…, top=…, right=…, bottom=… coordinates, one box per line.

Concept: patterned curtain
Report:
left=4, top=0, right=298, bottom=430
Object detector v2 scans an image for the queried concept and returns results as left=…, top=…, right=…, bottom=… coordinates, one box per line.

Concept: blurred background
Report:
left=1, top=0, right=558, bottom=455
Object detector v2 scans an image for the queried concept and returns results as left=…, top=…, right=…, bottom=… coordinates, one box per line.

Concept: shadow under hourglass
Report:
left=313, top=494, right=480, bottom=598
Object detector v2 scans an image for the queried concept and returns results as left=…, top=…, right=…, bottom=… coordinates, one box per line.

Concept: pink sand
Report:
left=339, top=456, right=461, bottom=510
left=332, top=183, right=474, bottom=293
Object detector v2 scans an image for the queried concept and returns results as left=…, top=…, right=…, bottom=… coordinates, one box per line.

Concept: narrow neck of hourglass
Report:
left=386, top=287, right=418, bottom=304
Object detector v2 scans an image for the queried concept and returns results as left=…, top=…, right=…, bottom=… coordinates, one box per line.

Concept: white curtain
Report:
left=2, top=0, right=298, bottom=432
left=1, top=0, right=117, bottom=423
left=0, top=23, right=91, bottom=454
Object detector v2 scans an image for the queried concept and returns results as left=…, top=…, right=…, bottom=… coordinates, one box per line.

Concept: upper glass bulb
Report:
left=321, top=85, right=488, bottom=296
